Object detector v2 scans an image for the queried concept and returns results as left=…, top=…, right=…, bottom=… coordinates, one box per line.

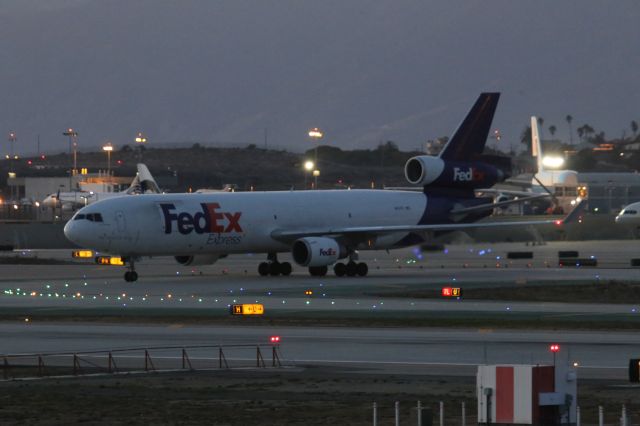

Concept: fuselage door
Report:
left=115, top=210, right=127, bottom=233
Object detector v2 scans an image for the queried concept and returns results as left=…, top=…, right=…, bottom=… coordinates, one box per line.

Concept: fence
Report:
left=0, top=343, right=283, bottom=379
left=372, top=401, right=635, bottom=426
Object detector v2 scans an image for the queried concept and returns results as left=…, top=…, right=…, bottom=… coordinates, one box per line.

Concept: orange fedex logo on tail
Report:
left=453, top=167, right=485, bottom=182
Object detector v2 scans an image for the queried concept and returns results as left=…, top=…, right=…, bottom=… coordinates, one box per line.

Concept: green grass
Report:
left=3, top=305, right=640, bottom=330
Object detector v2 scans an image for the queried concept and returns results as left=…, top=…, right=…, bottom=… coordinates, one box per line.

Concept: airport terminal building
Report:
left=578, top=172, right=640, bottom=214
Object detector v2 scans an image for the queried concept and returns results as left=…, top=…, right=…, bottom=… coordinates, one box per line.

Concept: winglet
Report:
left=137, top=163, right=161, bottom=194
left=557, top=200, right=588, bottom=226
left=439, top=93, right=500, bottom=161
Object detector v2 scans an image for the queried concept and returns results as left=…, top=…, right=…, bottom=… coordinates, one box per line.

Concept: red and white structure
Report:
left=477, top=364, right=577, bottom=425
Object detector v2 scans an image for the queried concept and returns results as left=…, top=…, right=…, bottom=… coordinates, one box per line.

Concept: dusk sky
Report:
left=1, top=1, right=638, bottom=155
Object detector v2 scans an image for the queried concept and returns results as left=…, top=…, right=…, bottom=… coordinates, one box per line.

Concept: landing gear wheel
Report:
left=280, top=262, right=292, bottom=276
left=333, top=263, right=346, bottom=277
left=356, top=262, right=368, bottom=277
left=258, top=262, right=269, bottom=276
left=309, top=266, right=328, bottom=276
left=124, top=258, right=138, bottom=282
left=346, top=261, right=357, bottom=277
left=269, top=262, right=281, bottom=276
left=124, top=271, right=138, bottom=282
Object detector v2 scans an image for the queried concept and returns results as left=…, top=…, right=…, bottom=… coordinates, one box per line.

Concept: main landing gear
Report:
left=258, top=253, right=292, bottom=277
left=333, top=260, right=368, bottom=277
left=331, top=251, right=368, bottom=277
left=124, top=258, right=138, bottom=282
left=257, top=253, right=369, bottom=277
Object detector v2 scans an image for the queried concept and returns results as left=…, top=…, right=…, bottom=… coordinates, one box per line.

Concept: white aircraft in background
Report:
left=615, top=201, right=640, bottom=230
left=530, top=116, right=581, bottom=200
left=64, top=93, right=584, bottom=282
left=482, top=116, right=583, bottom=214
left=42, top=164, right=160, bottom=210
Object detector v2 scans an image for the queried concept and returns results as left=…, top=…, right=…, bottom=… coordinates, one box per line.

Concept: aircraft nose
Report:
left=63, top=219, right=84, bottom=246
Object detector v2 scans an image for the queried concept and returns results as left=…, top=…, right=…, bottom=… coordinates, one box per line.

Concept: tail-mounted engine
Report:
left=404, top=155, right=509, bottom=190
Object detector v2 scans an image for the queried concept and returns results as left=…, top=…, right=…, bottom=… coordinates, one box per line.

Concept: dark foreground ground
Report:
left=0, top=368, right=638, bottom=425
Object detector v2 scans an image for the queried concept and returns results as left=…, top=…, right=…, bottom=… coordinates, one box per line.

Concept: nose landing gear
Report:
left=124, top=258, right=138, bottom=282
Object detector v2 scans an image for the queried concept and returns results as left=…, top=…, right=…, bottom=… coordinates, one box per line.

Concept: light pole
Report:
left=102, top=142, right=114, bottom=177
left=7, top=132, right=16, bottom=165
left=63, top=128, right=78, bottom=191
left=308, top=128, right=323, bottom=189
left=7, top=132, right=16, bottom=200
left=63, top=128, right=79, bottom=175
left=312, top=169, right=320, bottom=190
left=303, top=160, right=314, bottom=189
left=550, top=344, right=560, bottom=367
left=135, top=132, right=147, bottom=162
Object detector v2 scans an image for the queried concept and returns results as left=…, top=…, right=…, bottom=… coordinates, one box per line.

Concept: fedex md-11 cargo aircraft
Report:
left=64, top=93, right=580, bottom=281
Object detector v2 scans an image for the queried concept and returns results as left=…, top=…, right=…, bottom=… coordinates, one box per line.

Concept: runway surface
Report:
left=1, top=240, right=639, bottom=380
left=1, top=241, right=639, bottom=317
left=0, top=322, right=636, bottom=380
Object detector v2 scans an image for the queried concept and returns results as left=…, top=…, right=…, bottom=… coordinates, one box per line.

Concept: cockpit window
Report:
left=74, top=213, right=103, bottom=222
left=85, top=213, right=104, bottom=222
left=624, top=210, right=637, bottom=215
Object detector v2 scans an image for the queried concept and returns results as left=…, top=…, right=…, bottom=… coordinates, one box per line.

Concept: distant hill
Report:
left=3, top=144, right=422, bottom=192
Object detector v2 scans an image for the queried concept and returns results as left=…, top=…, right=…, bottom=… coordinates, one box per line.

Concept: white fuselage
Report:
left=64, top=190, right=429, bottom=256
left=615, top=201, right=640, bottom=226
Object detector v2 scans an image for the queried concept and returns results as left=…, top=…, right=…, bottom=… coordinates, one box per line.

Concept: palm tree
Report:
left=549, top=125, right=557, bottom=138
left=577, top=124, right=595, bottom=143
left=566, top=115, right=574, bottom=145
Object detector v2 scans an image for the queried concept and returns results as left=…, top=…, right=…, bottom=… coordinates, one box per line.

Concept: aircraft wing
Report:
left=474, top=188, right=541, bottom=197
left=271, top=200, right=586, bottom=242
left=449, top=193, right=550, bottom=215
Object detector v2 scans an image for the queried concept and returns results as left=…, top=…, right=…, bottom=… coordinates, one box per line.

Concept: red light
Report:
left=117, top=160, right=123, bottom=165
left=270, top=336, right=280, bottom=343
left=27, top=160, right=32, bottom=165
left=554, top=220, right=562, bottom=226
left=550, top=344, right=560, bottom=353
left=441, top=287, right=452, bottom=297
left=40, top=155, right=46, bottom=160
